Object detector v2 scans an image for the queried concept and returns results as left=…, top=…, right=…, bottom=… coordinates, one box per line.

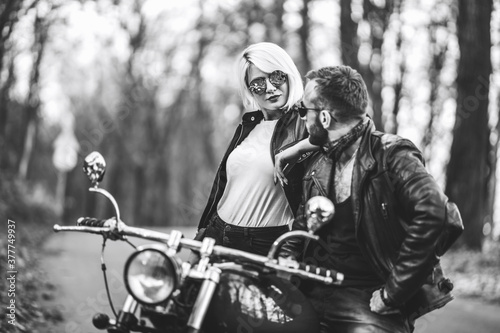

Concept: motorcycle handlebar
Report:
left=77, top=217, right=109, bottom=228
left=53, top=220, right=343, bottom=285
left=298, top=262, right=344, bottom=284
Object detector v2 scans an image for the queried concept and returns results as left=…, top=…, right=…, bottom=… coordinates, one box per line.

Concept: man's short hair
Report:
left=305, top=66, right=368, bottom=121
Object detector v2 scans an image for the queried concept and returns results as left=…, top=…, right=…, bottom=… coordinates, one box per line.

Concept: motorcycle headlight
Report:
left=124, top=245, right=181, bottom=305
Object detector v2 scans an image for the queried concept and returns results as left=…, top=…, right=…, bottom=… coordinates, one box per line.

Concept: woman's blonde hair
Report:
left=237, top=42, right=303, bottom=111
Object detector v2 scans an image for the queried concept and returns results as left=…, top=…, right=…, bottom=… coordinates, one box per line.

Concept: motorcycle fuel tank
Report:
left=204, top=270, right=320, bottom=333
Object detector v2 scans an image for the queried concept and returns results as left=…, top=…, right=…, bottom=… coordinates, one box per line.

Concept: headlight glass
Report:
left=124, top=248, right=179, bottom=305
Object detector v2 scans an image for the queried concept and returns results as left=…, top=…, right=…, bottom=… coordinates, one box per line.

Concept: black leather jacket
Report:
left=197, top=108, right=310, bottom=231
left=284, top=120, right=454, bottom=319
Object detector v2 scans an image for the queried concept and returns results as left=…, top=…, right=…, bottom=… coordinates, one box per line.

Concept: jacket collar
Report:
left=356, top=118, right=377, bottom=172
left=321, top=118, right=368, bottom=160
left=242, top=110, right=265, bottom=124
left=241, top=105, right=296, bottom=125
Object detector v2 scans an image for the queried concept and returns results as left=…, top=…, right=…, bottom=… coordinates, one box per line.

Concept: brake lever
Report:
left=103, top=218, right=127, bottom=241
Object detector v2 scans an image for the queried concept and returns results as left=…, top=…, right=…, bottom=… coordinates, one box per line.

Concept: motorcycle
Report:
left=53, top=152, right=343, bottom=333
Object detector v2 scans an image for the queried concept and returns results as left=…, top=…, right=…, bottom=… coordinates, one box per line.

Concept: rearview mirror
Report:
left=83, top=152, right=106, bottom=187
left=305, top=196, right=334, bottom=233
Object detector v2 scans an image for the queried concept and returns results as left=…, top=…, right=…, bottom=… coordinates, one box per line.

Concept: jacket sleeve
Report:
left=383, top=141, right=447, bottom=306
left=278, top=203, right=308, bottom=259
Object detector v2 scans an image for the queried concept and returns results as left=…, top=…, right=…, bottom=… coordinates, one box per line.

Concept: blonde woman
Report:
left=196, top=42, right=316, bottom=255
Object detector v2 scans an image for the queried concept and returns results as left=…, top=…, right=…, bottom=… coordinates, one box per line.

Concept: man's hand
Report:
left=370, top=288, right=399, bottom=315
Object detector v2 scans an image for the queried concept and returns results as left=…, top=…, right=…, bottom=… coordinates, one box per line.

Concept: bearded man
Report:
left=280, top=65, right=458, bottom=333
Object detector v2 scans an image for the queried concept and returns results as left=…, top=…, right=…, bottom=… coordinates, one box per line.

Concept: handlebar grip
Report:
left=298, top=262, right=343, bottom=282
left=77, top=217, right=108, bottom=228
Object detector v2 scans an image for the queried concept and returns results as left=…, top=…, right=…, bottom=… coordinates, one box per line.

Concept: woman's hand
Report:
left=274, top=138, right=320, bottom=187
left=274, top=148, right=298, bottom=186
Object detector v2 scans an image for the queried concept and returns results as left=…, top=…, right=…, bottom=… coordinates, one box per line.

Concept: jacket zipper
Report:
left=381, top=200, right=401, bottom=253
left=381, top=203, right=389, bottom=219
left=379, top=201, right=396, bottom=271
left=311, top=173, right=328, bottom=197
left=270, top=116, right=284, bottom=164
left=357, top=172, right=394, bottom=278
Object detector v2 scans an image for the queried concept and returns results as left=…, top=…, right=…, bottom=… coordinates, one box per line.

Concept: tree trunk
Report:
left=0, top=59, right=15, bottom=171
left=391, top=50, right=404, bottom=135
left=388, top=0, right=405, bottom=135
left=0, top=0, right=16, bottom=152
left=359, top=0, right=392, bottom=131
left=340, top=0, right=360, bottom=71
left=445, top=0, right=492, bottom=250
left=18, top=118, right=37, bottom=179
left=17, top=12, right=48, bottom=179
left=177, top=4, right=213, bottom=220
left=422, top=16, right=449, bottom=158
left=297, top=0, right=312, bottom=76
left=274, top=0, right=286, bottom=47
left=1, top=0, right=28, bottom=172
left=485, top=112, right=499, bottom=240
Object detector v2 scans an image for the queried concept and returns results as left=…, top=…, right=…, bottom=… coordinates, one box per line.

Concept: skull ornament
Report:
left=305, top=196, right=335, bottom=233
left=83, top=152, right=106, bottom=186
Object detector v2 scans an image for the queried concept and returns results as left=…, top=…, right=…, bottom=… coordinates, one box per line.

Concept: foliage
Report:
left=441, top=239, right=500, bottom=304
left=1, top=0, right=495, bottom=229
left=0, top=175, right=62, bottom=332
left=0, top=0, right=499, bottom=331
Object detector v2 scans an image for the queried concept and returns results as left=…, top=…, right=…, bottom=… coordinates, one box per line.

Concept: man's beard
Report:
left=308, top=116, right=329, bottom=146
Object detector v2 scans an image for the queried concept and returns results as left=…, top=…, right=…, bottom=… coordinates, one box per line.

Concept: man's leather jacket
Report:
left=197, top=108, right=310, bottom=231
left=283, top=120, right=455, bottom=319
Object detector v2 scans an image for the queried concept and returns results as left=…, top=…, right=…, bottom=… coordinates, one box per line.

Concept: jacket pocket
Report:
left=366, top=197, right=396, bottom=271
left=380, top=202, right=400, bottom=247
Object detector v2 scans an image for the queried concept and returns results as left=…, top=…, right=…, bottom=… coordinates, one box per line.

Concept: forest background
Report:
left=0, top=0, right=499, bottom=331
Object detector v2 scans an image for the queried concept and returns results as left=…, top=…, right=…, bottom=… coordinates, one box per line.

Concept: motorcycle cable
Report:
left=100, top=236, right=139, bottom=319
left=100, top=237, right=118, bottom=318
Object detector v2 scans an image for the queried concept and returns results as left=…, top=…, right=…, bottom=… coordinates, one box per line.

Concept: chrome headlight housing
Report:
left=124, top=245, right=182, bottom=305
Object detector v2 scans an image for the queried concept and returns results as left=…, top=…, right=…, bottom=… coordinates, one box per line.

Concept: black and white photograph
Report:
left=1, top=0, right=499, bottom=332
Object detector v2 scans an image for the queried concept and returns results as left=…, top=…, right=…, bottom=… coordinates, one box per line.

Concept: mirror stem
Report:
left=267, top=231, right=319, bottom=260
left=89, top=187, right=122, bottom=230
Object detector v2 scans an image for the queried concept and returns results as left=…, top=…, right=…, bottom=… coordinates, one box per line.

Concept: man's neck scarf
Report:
left=322, top=117, right=368, bottom=161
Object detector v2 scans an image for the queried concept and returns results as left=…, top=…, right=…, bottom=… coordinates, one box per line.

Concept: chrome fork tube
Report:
left=112, top=295, right=140, bottom=330
left=121, top=295, right=139, bottom=314
left=187, top=267, right=221, bottom=332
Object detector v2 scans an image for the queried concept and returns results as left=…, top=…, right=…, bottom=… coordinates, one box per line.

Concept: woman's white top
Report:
left=217, top=119, right=293, bottom=228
